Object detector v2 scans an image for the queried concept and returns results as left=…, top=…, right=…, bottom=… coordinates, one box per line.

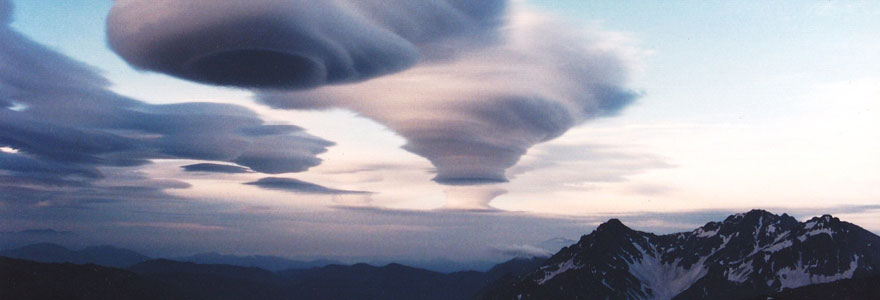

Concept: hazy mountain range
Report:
left=3, top=210, right=879, bottom=300
left=0, top=243, right=507, bottom=273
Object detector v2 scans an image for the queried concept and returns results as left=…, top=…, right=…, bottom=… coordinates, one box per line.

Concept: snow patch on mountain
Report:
left=726, top=261, right=754, bottom=283
left=626, top=242, right=711, bottom=300
left=763, top=240, right=793, bottom=253
left=776, top=255, right=859, bottom=289
left=695, top=227, right=719, bottom=238
left=804, top=220, right=818, bottom=230
left=536, top=258, right=580, bottom=285
left=801, top=228, right=835, bottom=240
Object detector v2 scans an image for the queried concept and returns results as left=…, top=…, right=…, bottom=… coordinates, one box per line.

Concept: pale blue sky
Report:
left=4, top=0, right=878, bottom=260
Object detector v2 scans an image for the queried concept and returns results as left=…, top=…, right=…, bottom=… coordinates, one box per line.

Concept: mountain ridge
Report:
left=486, top=209, right=880, bottom=300
left=0, top=242, right=151, bottom=268
left=3, top=210, right=878, bottom=299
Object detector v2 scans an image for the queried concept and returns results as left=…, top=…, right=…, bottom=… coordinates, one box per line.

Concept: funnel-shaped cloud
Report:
left=106, top=0, right=505, bottom=89
left=260, top=6, right=641, bottom=184
left=442, top=186, right=507, bottom=210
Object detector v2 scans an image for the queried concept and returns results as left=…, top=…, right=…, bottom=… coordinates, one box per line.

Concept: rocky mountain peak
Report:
left=595, top=218, right=629, bottom=232
left=485, top=210, right=880, bottom=300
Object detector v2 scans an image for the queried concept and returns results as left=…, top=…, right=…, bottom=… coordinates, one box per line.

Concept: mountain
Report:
left=485, top=210, right=880, bottom=300
left=750, top=274, right=880, bottom=300
left=0, top=229, right=78, bottom=249
left=131, top=259, right=284, bottom=284
left=0, top=243, right=151, bottom=268
left=129, top=259, right=289, bottom=300
left=173, top=252, right=340, bottom=271
left=1, top=253, right=544, bottom=300
left=476, top=257, right=549, bottom=299
left=0, top=256, right=184, bottom=300
left=385, top=258, right=502, bottom=273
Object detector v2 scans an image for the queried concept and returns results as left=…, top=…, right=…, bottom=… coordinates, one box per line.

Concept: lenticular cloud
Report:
left=106, top=0, right=642, bottom=186
left=0, top=0, right=334, bottom=208
left=260, top=7, right=642, bottom=184
left=106, top=0, right=505, bottom=89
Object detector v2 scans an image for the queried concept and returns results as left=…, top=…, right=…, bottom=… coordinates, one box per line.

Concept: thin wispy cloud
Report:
left=181, top=163, right=251, bottom=174
left=245, top=177, right=372, bottom=195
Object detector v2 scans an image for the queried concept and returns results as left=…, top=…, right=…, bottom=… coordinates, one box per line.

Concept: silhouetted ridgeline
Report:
left=1, top=255, right=544, bottom=300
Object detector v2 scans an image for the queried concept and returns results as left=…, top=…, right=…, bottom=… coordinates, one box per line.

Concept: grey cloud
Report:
left=237, top=125, right=304, bottom=137
left=232, top=134, right=332, bottom=174
left=106, top=0, right=505, bottom=89
left=182, top=163, right=251, bottom=174
left=245, top=177, right=371, bottom=195
left=0, top=5, right=332, bottom=208
left=0, top=0, right=10, bottom=25
left=7, top=229, right=75, bottom=236
left=259, top=6, right=641, bottom=185
left=0, top=151, right=102, bottom=179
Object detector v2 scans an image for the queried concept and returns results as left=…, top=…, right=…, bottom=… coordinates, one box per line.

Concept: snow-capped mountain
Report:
left=484, top=210, right=880, bottom=300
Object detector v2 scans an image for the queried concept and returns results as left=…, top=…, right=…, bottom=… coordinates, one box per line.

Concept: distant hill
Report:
left=382, top=258, right=502, bottom=273
left=132, top=257, right=544, bottom=300
left=0, top=243, right=150, bottom=268
left=0, top=256, right=184, bottom=300
left=0, top=229, right=78, bottom=250
left=0, top=254, right=544, bottom=300
left=173, top=252, right=341, bottom=271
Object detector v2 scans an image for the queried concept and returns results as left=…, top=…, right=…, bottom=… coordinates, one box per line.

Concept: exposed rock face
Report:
left=486, top=210, right=880, bottom=300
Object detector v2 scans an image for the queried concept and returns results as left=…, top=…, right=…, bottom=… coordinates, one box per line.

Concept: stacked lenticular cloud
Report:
left=107, top=0, right=641, bottom=186
left=1, top=0, right=335, bottom=207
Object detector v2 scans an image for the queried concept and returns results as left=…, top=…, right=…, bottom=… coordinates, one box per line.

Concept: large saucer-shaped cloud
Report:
left=106, top=0, right=505, bottom=89
left=106, top=0, right=418, bottom=89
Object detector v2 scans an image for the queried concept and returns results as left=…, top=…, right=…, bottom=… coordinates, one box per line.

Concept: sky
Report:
left=1, top=0, right=878, bottom=263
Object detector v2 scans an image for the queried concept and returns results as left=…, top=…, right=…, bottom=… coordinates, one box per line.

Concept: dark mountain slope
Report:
left=0, top=243, right=150, bottom=268
left=173, top=252, right=340, bottom=271
left=486, top=210, right=880, bottom=300
left=0, top=256, right=184, bottom=300
left=750, top=274, right=880, bottom=300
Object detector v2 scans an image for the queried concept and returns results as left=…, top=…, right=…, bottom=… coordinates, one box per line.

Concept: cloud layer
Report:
left=181, top=163, right=251, bottom=174
left=106, top=0, right=505, bottom=89
left=245, top=177, right=370, bottom=195
left=260, top=6, right=641, bottom=185
left=0, top=1, right=332, bottom=208
left=104, top=0, right=641, bottom=187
